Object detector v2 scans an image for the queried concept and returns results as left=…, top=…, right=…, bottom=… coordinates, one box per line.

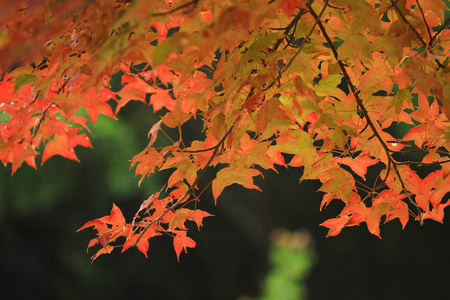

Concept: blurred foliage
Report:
left=259, top=229, right=315, bottom=300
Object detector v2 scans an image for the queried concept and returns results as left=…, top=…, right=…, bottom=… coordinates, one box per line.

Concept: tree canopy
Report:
left=1, top=0, right=449, bottom=260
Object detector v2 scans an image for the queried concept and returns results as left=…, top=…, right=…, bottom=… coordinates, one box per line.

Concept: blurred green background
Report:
left=2, top=99, right=450, bottom=300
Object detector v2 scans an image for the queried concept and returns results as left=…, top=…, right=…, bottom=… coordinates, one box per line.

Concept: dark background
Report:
left=1, top=100, right=450, bottom=300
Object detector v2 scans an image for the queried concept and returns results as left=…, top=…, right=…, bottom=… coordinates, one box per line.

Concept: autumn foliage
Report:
left=1, top=0, right=450, bottom=260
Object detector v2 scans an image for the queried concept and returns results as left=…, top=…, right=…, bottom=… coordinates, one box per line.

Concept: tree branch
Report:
left=32, top=103, right=54, bottom=138
left=272, top=9, right=306, bottom=51
left=389, top=0, right=426, bottom=46
left=391, top=0, right=445, bottom=69
left=264, top=0, right=328, bottom=91
left=396, top=159, right=450, bottom=166
left=431, top=17, right=450, bottom=46
left=415, top=0, right=432, bottom=43
left=150, top=0, right=200, bottom=17
left=307, top=2, right=424, bottom=224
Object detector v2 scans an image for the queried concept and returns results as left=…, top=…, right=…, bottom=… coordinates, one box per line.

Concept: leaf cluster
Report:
left=1, top=0, right=450, bottom=260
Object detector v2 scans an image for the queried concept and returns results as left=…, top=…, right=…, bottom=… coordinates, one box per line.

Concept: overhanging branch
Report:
left=306, top=2, right=424, bottom=224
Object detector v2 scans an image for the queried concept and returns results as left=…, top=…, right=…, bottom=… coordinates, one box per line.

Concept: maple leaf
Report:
left=161, top=100, right=193, bottom=128
left=334, top=154, right=378, bottom=180
left=168, top=208, right=213, bottom=231
left=122, top=224, right=162, bottom=257
left=77, top=204, right=128, bottom=260
left=135, top=193, right=159, bottom=217
left=173, top=232, right=197, bottom=261
left=41, top=129, right=92, bottom=164
left=131, top=147, right=163, bottom=185
left=275, top=130, right=316, bottom=168
left=104, top=203, right=126, bottom=224
left=212, top=167, right=262, bottom=203
left=266, top=147, right=286, bottom=167
left=85, top=88, right=116, bottom=124
left=321, top=216, right=352, bottom=237
left=319, top=167, right=355, bottom=207
left=78, top=204, right=126, bottom=232
left=365, top=201, right=396, bottom=238
left=91, top=245, right=114, bottom=261
left=378, top=190, right=409, bottom=229
left=8, top=143, right=38, bottom=175
left=147, top=120, right=162, bottom=147
left=423, top=201, right=450, bottom=223
left=114, top=78, right=150, bottom=115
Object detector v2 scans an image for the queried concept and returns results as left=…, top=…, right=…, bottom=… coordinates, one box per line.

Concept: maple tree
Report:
left=0, top=0, right=449, bottom=261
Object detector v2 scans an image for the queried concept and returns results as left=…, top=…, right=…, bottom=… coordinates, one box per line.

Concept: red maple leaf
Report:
left=173, top=232, right=196, bottom=261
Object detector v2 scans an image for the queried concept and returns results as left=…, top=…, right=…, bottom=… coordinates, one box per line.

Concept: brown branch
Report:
left=411, top=1, right=446, bottom=69
left=56, top=76, right=70, bottom=95
left=263, top=0, right=328, bottom=91
left=390, top=146, right=450, bottom=155
left=269, top=26, right=290, bottom=30
left=389, top=0, right=426, bottom=46
left=179, top=144, right=220, bottom=154
left=389, top=148, right=427, bottom=154
left=32, top=103, right=54, bottom=138
left=272, top=11, right=305, bottom=51
left=431, top=18, right=450, bottom=46
left=28, top=90, right=41, bottom=106
left=150, top=0, right=200, bottom=17
left=415, top=0, right=432, bottom=43
left=307, top=2, right=424, bottom=224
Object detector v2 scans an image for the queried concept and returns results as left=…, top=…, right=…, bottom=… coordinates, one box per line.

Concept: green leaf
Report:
left=319, top=168, right=354, bottom=203
left=212, top=167, right=262, bottom=203
left=392, top=89, right=411, bottom=115
left=153, top=38, right=180, bottom=66
left=275, top=130, right=316, bottom=168
left=315, top=74, right=343, bottom=96
left=15, top=74, right=38, bottom=92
